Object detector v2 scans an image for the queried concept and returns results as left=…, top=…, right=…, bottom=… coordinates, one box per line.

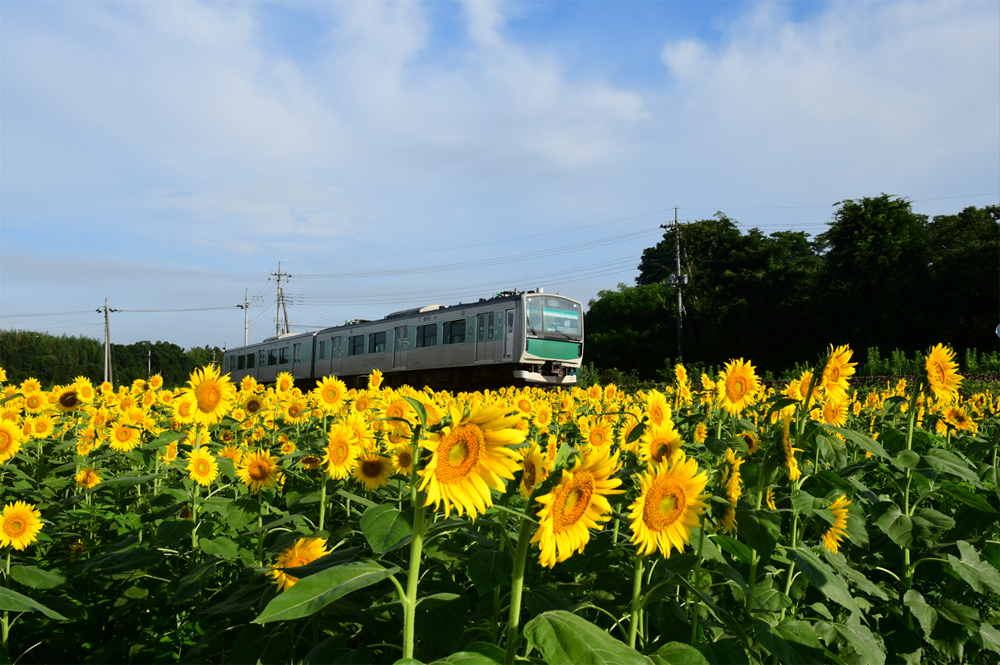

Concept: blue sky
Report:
left=2, top=0, right=998, bottom=350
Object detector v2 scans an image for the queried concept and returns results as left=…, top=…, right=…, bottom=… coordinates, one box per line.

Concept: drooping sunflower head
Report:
left=237, top=449, right=281, bottom=493
left=821, top=494, right=851, bottom=553
left=925, top=344, right=963, bottom=403
left=737, top=431, right=760, bottom=455
left=717, top=359, right=759, bottom=416
left=269, top=537, right=330, bottom=592
left=0, top=500, right=43, bottom=551
left=518, top=443, right=551, bottom=499
left=628, top=451, right=709, bottom=558
left=419, top=404, right=525, bottom=520
left=820, top=345, right=856, bottom=400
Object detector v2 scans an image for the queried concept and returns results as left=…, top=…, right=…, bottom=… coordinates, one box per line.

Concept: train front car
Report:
left=514, top=292, right=584, bottom=386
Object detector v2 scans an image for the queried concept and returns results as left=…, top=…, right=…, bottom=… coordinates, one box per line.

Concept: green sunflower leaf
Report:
left=0, top=587, right=68, bottom=620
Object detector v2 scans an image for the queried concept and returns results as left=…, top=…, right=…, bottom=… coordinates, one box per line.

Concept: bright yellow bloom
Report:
left=237, top=449, right=281, bottom=493
left=925, top=344, right=963, bottom=403
left=638, top=423, right=683, bottom=468
left=391, top=445, right=414, bottom=475
left=628, top=451, right=709, bottom=558
left=187, top=448, right=219, bottom=486
left=183, top=365, right=237, bottom=426
left=519, top=443, right=551, bottom=499
left=53, top=385, right=82, bottom=413
left=644, top=391, right=671, bottom=427
left=717, top=359, right=759, bottom=416
left=75, top=466, right=102, bottom=489
left=822, top=495, right=851, bottom=553
left=532, top=445, right=623, bottom=568
left=0, top=421, right=22, bottom=464
left=353, top=452, right=393, bottom=491
left=693, top=422, right=708, bottom=444
left=717, top=449, right=743, bottom=534
left=269, top=538, right=329, bottom=591
left=821, top=345, right=856, bottom=401
left=419, top=405, right=525, bottom=520
left=275, top=372, right=295, bottom=394
left=313, top=376, right=348, bottom=415
left=765, top=487, right=777, bottom=510
left=578, top=417, right=613, bottom=449
left=0, top=500, right=43, bottom=550
left=108, top=422, right=141, bottom=452
left=218, top=445, right=243, bottom=466
left=325, top=423, right=361, bottom=480
left=369, top=369, right=384, bottom=390
left=780, top=417, right=802, bottom=481
left=822, top=395, right=848, bottom=427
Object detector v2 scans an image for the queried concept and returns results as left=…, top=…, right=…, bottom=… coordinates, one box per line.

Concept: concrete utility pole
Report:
left=269, top=263, right=292, bottom=336
left=96, top=298, right=118, bottom=384
left=660, top=208, right=687, bottom=362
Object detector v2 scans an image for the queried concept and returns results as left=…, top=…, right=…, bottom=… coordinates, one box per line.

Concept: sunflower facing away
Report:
left=925, top=344, right=963, bottom=403
left=531, top=445, right=623, bottom=568
left=187, top=448, right=219, bottom=487
left=0, top=500, right=43, bottom=550
left=628, top=451, right=709, bottom=558
left=821, top=494, right=851, bottom=553
left=237, top=449, right=281, bottom=493
left=269, top=537, right=330, bottom=592
left=717, top=359, right=760, bottom=416
left=419, top=404, right=525, bottom=520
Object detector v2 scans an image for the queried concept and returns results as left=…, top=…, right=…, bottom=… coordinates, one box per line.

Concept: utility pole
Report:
left=243, top=289, right=249, bottom=345
left=147, top=343, right=151, bottom=380
left=270, top=263, right=292, bottom=336
left=96, top=298, right=118, bottom=385
left=660, top=208, right=687, bottom=362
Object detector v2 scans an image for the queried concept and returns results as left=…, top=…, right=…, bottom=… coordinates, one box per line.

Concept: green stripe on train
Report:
left=526, top=339, right=582, bottom=360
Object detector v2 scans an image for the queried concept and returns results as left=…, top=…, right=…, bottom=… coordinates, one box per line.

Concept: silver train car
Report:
left=222, top=290, right=584, bottom=390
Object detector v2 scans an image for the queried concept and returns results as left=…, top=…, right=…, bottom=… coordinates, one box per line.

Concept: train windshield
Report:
left=526, top=296, right=582, bottom=340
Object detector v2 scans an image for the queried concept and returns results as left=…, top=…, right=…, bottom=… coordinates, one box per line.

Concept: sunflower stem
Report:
left=491, top=585, right=502, bottom=645
left=191, top=483, right=200, bottom=552
left=319, top=479, right=327, bottom=533
left=628, top=553, right=644, bottom=649
left=690, top=525, right=706, bottom=645
left=402, top=501, right=426, bottom=660
left=503, top=514, right=534, bottom=665
left=2, top=549, right=9, bottom=650
left=901, top=376, right=923, bottom=629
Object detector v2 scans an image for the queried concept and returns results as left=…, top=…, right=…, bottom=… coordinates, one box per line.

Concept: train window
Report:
left=416, top=324, right=437, bottom=348
left=259, top=350, right=266, bottom=367
left=488, top=312, right=495, bottom=340
left=318, top=340, right=326, bottom=360
left=247, top=353, right=255, bottom=369
left=237, top=355, right=246, bottom=370
left=477, top=316, right=486, bottom=342
left=267, top=349, right=278, bottom=366
left=332, top=337, right=342, bottom=357
left=293, top=343, right=302, bottom=362
left=279, top=347, right=289, bottom=364
left=349, top=335, right=365, bottom=356
left=443, top=319, right=466, bottom=345
left=368, top=331, right=387, bottom=354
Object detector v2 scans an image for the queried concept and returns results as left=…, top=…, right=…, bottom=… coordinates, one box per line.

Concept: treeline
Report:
left=585, top=196, right=999, bottom=379
left=0, top=330, right=223, bottom=389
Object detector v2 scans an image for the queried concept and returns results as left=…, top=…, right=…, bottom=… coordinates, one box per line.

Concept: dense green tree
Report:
left=584, top=282, right=673, bottom=379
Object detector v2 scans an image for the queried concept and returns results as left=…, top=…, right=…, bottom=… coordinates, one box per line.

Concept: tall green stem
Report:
left=628, top=553, right=644, bottom=648
left=503, top=515, right=534, bottom=665
left=319, top=479, right=327, bottom=532
left=2, top=549, right=10, bottom=650
left=402, top=502, right=426, bottom=659
left=901, top=377, right=923, bottom=615
left=690, top=526, right=706, bottom=644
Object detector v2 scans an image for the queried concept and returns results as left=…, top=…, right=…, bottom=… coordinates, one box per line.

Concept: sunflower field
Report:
left=1, top=344, right=998, bottom=665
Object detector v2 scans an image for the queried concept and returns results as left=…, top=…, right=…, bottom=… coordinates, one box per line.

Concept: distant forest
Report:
left=585, top=196, right=999, bottom=379
left=0, top=330, right=224, bottom=389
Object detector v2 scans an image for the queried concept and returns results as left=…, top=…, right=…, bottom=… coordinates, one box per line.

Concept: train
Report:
left=222, top=290, right=584, bottom=390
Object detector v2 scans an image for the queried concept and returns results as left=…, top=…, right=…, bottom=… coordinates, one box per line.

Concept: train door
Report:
left=393, top=326, right=408, bottom=369
left=475, top=313, right=490, bottom=362
left=503, top=309, right=515, bottom=360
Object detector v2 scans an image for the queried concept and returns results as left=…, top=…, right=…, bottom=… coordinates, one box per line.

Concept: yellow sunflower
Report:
left=75, top=466, right=102, bottom=490
left=172, top=396, right=198, bottom=425
left=925, top=344, right=963, bottom=403
left=183, top=365, right=237, bottom=426
left=353, top=452, right=393, bottom=491
left=531, top=445, right=623, bottom=568
left=821, top=395, right=848, bottom=427
left=765, top=487, right=777, bottom=510
left=218, top=445, right=244, bottom=466
left=313, top=376, right=348, bottom=415
left=283, top=396, right=310, bottom=424
left=737, top=431, right=760, bottom=454
left=638, top=423, right=683, bottom=468
left=693, top=422, right=708, bottom=444
left=369, top=369, right=384, bottom=390
left=108, top=423, right=141, bottom=452
left=943, top=405, right=977, bottom=433
left=0, top=500, right=43, bottom=550
left=240, top=375, right=258, bottom=393
left=275, top=372, right=295, bottom=394
left=243, top=393, right=265, bottom=416
left=187, top=448, right=219, bottom=486
left=419, top=404, right=525, bottom=520
left=820, top=344, right=856, bottom=400
left=716, top=449, right=743, bottom=534
left=269, top=537, right=330, bottom=592
left=325, top=423, right=361, bottom=480
left=300, top=454, right=323, bottom=470
left=717, top=359, right=760, bottom=416
left=779, top=416, right=802, bottom=481
left=23, top=391, right=47, bottom=414
left=532, top=403, right=553, bottom=431
left=237, top=449, right=281, bottom=493
left=0, top=421, right=22, bottom=464
left=519, top=443, right=550, bottom=499
left=628, top=451, right=709, bottom=557
left=579, top=417, right=613, bottom=449
left=644, top=391, right=671, bottom=427
left=821, top=495, right=851, bottom=553
left=53, top=385, right=82, bottom=413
